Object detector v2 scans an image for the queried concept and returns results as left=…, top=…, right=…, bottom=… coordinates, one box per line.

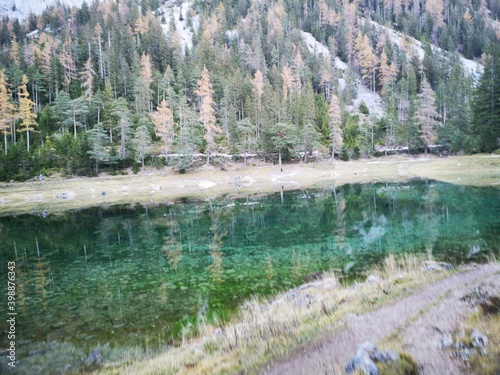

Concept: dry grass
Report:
left=458, top=312, right=500, bottom=374
left=96, top=254, right=450, bottom=375
left=0, top=154, right=498, bottom=217
left=453, top=278, right=500, bottom=375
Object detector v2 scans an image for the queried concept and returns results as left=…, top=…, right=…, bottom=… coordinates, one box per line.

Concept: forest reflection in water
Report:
left=0, top=180, right=498, bottom=353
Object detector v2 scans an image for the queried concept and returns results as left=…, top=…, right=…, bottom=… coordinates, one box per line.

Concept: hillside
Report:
left=0, top=0, right=89, bottom=19
left=0, top=0, right=498, bottom=181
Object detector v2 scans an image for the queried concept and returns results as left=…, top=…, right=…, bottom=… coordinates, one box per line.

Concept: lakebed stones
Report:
left=85, top=348, right=103, bottom=367
left=345, top=341, right=399, bottom=375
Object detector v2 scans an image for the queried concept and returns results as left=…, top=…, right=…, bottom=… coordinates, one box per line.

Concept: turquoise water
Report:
left=0, top=180, right=498, bottom=370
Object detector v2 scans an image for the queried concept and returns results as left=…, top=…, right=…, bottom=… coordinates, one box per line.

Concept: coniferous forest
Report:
left=0, top=0, right=498, bottom=181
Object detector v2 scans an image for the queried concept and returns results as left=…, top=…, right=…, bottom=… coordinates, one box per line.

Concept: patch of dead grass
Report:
left=453, top=287, right=500, bottom=374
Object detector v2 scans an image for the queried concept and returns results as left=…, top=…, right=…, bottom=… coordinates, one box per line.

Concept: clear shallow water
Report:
left=0, top=180, right=498, bottom=359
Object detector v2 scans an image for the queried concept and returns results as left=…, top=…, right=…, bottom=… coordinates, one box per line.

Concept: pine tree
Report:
left=94, top=24, right=105, bottom=80
left=135, top=53, right=153, bottom=116
left=415, top=78, right=441, bottom=154
left=80, top=57, right=95, bottom=103
left=252, top=70, right=264, bottom=140
left=64, top=97, right=88, bottom=138
left=354, top=32, right=377, bottom=92
left=425, top=0, right=444, bottom=29
left=281, top=66, right=294, bottom=101
left=319, top=67, right=333, bottom=102
left=18, top=75, right=37, bottom=152
left=9, top=36, right=20, bottom=66
left=378, top=51, right=397, bottom=95
left=269, top=122, right=297, bottom=171
left=87, top=122, right=110, bottom=173
left=152, top=99, right=174, bottom=160
left=60, top=37, right=76, bottom=93
left=195, top=66, right=221, bottom=165
left=112, top=98, right=133, bottom=160
left=0, top=71, right=15, bottom=154
left=328, top=94, right=343, bottom=160
left=473, top=46, right=500, bottom=152
left=132, top=122, right=152, bottom=169
left=235, top=118, right=256, bottom=164
left=299, top=121, right=319, bottom=163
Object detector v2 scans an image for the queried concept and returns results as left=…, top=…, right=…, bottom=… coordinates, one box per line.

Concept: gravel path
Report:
left=261, top=263, right=500, bottom=375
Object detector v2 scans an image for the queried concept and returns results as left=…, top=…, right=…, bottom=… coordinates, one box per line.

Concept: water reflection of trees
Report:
left=0, top=181, right=497, bottom=349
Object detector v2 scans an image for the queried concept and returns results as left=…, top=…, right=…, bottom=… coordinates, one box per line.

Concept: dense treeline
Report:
left=0, top=0, right=498, bottom=181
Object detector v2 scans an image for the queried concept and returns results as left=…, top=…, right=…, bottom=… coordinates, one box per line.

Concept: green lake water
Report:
left=0, top=180, right=499, bottom=372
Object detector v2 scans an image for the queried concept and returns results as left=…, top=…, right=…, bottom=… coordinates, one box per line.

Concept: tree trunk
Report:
left=4, top=132, right=7, bottom=154
left=73, top=108, right=77, bottom=138
left=278, top=151, right=282, bottom=172
left=27, top=130, right=30, bottom=152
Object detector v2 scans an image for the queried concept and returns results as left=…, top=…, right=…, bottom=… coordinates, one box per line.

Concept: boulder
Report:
left=345, top=341, right=399, bottom=375
left=440, top=335, right=454, bottom=350
left=365, top=275, right=380, bottom=284
left=422, top=261, right=452, bottom=271
left=470, top=329, right=488, bottom=348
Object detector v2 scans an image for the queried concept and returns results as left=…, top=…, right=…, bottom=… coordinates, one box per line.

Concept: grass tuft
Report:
left=377, top=352, right=419, bottom=375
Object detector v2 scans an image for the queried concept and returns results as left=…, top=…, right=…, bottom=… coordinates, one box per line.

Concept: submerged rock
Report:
left=85, top=348, right=103, bottom=367
left=345, top=341, right=399, bottom=375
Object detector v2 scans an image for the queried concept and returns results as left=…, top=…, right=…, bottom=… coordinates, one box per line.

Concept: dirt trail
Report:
left=261, top=263, right=500, bottom=375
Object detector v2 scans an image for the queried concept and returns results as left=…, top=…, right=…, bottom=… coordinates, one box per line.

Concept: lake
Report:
left=0, top=180, right=498, bottom=372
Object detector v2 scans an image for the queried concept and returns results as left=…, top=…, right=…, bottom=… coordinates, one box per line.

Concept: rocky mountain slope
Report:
left=0, top=0, right=89, bottom=19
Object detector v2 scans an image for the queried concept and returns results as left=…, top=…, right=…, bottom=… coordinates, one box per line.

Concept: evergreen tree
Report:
left=80, top=57, right=96, bottom=103
left=135, top=53, right=154, bottom=116
left=473, top=46, right=500, bottom=152
left=87, top=122, right=109, bottom=173
left=63, top=97, right=88, bottom=138
left=267, top=122, right=298, bottom=171
left=112, top=98, right=133, bottom=161
left=235, top=118, right=256, bottom=164
left=132, top=122, right=152, bottom=169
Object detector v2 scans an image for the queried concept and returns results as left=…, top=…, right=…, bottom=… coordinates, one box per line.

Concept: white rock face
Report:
left=158, top=0, right=199, bottom=53
left=0, top=0, right=90, bottom=19
left=301, top=30, right=385, bottom=118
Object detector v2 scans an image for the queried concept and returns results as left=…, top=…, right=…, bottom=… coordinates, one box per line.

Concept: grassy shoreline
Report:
left=0, top=154, right=498, bottom=217
left=96, top=255, right=494, bottom=375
